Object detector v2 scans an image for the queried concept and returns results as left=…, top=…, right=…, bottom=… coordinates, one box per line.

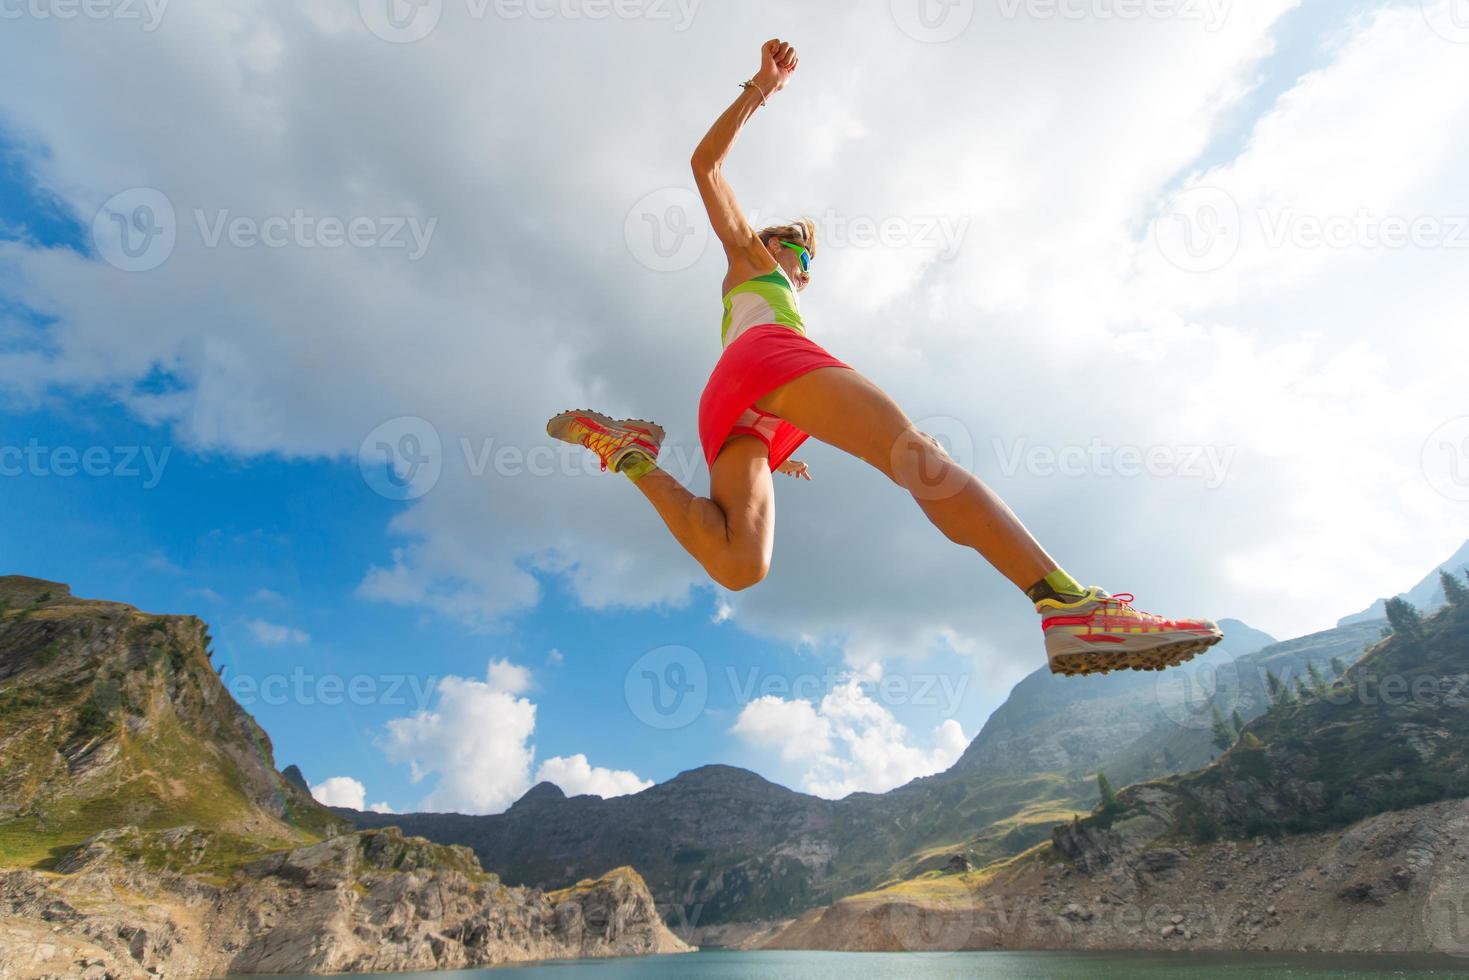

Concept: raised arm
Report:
left=691, top=39, right=799, bottom=290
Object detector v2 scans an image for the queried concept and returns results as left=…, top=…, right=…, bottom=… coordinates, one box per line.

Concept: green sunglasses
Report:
left=779, top=240, right=812, bottom=273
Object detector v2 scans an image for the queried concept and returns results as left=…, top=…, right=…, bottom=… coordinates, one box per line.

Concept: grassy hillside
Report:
left=1063, top=575, right=1469, bottom=851
left=0, top=576, right=344, bottom=873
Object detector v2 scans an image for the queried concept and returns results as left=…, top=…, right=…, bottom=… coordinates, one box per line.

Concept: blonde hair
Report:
left=757, top=218, right=817, bottom=257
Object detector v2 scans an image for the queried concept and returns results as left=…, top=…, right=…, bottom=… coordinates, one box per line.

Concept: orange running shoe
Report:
left=546, top=409, right=664, bottom=473
left=1038, top=588, right=1223, bottom=677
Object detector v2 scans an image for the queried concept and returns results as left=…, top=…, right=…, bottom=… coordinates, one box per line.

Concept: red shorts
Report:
left=697, top=323, right=852, bottom=472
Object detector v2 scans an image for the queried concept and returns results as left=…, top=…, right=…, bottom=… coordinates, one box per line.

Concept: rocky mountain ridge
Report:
left=346, top=614, right=1392, bottom=926
left=760, top=575, right=1469, bottom=953
left=0, top=577, right=689, bottom=978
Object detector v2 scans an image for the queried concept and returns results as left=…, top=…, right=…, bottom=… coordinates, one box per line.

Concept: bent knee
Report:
left=886, top=427, right=953, bottom=488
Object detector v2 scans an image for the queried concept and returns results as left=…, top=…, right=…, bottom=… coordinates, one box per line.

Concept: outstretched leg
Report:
left=630, top=435, right=775, bottom=592
left=755, top=367, right=1056, bottom=592
left=755, top=367, right=1223, bottom=676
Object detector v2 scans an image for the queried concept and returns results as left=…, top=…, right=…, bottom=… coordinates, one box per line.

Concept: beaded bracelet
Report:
left=739, top=78, right=770, bottom=106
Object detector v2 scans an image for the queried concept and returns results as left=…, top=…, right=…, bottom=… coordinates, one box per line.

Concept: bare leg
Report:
left=630, top=435, right=775, bottom=591
left=756, top=367, right=1058, bottom=592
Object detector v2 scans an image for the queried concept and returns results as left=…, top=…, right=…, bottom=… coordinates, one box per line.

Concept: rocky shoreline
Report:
left=0, top=827, right=692, bottom=979
left=761, top=797, right=1469, bottom=955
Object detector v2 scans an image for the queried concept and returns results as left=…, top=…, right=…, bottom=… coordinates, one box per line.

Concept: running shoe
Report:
left=546, top=409, right=664, bottom=473
left=1038, top=588, right=1223, bottom=676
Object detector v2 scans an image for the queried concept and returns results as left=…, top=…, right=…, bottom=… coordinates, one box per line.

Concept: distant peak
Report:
left=512, top=781, right=567, bottom=807
left=281, top=765, right=311, bottom=795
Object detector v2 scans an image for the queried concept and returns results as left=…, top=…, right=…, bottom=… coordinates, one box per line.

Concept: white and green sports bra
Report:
left=720, top=262, right=804, bottom=348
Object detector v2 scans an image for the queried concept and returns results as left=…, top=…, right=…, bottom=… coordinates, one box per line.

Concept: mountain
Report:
left=1339, top=538, right=1469, bottom=625
left=0, top=577, right=689, bottom=978
left=346, top=615, right=1335, bottom=928
left=763, top=580, right=1469, bottom=953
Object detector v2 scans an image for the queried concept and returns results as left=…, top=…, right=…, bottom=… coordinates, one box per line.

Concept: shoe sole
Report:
left=547, top=409, right=666, bottom=452
left=1047, top=631, right=1223, bottom=677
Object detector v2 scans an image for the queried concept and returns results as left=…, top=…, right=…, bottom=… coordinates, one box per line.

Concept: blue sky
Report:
left=3, top=0, right=1467, bottom=813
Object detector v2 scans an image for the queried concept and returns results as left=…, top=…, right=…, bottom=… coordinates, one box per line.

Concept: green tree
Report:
left=1330, top=656, right=1347, bottom=678
left=1386, top=597, right=1424, bottom=643
left=1441, top=569, right=1469, bottom=608
left=1265, top=669, right=1283, bottom=703
left=1307, top=660, right=1327, bottom=694
left=1211, top=705, right=1236, bottom=752
left=1098, top=773, right=1119, bottom=813
left=1231, top=708, right=1246, bottom=734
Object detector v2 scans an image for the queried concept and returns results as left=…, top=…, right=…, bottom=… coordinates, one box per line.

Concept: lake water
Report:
left=268, top=949, right=1469, bottom=978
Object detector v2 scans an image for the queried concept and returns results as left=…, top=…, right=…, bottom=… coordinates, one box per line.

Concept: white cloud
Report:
left=252, top=588, right=285, bottom=604
left=378, top=658, right=648, bottom=813
left=535, top=754, right=653, bottom=799
left=245, top=618, right=309, bottom=646
left=730, top=673, right=967, bottom=799
left=730, top=696, right=833, bottom=763
left=310, top=775, right=366, bottom=811
left=1, top=1, right=1464, bottom=680
left=379, top=673, right=538, bottom=814
left=486, top=657, right=532, bottom=695
left=367, top=801, right=396, bottom=814
left=545, top=648, right=565, bottom=667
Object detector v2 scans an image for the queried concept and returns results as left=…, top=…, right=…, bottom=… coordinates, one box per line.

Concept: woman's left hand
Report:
left=777, top=459, right=812, bottom=481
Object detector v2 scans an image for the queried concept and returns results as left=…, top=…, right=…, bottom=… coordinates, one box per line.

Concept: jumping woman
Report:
left=548, top=39, right=1223, bottom=676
